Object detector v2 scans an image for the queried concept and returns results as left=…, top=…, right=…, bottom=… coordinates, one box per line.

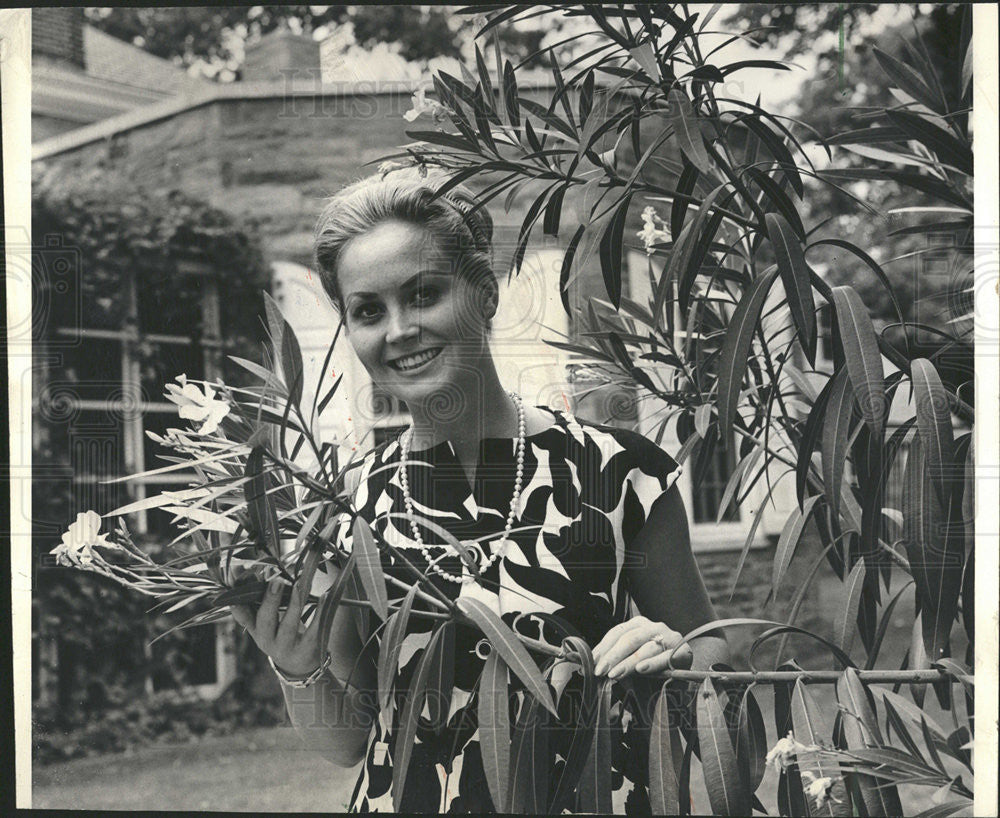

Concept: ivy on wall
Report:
left=31, top=172, right=275, bottom=727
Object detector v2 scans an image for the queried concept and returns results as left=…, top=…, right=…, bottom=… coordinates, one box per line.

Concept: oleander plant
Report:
left=387, top=4, right=975, bottom=815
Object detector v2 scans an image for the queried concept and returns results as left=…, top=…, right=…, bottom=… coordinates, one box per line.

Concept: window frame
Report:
left=56, top=263, right=234, bottom=699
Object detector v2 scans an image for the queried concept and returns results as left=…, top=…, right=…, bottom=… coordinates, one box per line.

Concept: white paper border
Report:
left=2, top=6, right=32, bottom=808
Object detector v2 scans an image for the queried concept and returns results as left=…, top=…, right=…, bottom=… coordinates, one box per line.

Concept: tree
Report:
left=726, top=3, right=970, bottom=337
left=82, top=5, right=557, bottom=81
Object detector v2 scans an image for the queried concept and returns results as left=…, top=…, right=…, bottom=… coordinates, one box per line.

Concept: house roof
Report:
left=31, top=73, right=562, bottom=160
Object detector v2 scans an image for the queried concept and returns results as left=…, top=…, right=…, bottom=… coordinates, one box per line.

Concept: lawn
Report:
left=33, top=693, right=951, bottom=814
left=32, top=726, right=360, bottom=812
left=32, top=572, right=960, bottom=813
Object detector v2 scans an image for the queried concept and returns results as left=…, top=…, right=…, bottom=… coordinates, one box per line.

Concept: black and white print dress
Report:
left=338, top=406, right=681, bottom=814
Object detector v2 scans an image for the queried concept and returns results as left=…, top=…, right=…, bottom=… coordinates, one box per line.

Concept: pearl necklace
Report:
left=398, top=391, right=526, bottom=584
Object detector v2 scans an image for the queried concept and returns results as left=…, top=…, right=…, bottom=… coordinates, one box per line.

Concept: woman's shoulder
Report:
left=562, top=412, right=680, bottom=478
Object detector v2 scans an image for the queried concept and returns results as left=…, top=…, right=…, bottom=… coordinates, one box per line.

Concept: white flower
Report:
left=51, top=511, right=118, bottom=567
left=801, top=771, right=841, bottom=810
left=765, top=731, right=820, bottom=773
left=403, top=85, right=448, bottom=123
left=637, top=205, right=669, bottom=253
left=377, top=160, right=410, bottom=177
left=164, top=374, right=230, bottom=435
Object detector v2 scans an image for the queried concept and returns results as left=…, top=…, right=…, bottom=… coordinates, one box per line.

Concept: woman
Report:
left=231, top=167, right=729, bottom=813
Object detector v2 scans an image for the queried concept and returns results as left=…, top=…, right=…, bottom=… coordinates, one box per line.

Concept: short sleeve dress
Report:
left=339, top=406, right=681, bottom=814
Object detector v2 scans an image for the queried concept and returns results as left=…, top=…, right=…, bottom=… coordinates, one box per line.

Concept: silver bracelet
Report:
left=269, top=652, right=332, bottom=688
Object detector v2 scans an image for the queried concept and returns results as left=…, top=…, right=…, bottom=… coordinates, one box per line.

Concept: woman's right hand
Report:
left=231, top=573, right=326, bottom=678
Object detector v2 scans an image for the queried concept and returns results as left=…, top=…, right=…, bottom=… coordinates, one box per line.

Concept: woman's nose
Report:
left=385, top=307, right=418, bottom=345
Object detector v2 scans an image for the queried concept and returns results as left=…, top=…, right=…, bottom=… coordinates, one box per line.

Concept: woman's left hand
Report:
left=592, top=616, right=694, bottom=680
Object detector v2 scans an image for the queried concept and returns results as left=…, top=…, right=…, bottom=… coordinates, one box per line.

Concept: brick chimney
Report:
left=32, top=8, right=86, bottom=70
left=242, top=26, right=320, bottom=82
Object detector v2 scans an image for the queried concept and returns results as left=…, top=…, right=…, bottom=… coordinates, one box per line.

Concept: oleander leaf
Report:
left=628, top=40, right=660, bottom=81
left=426, top=620, right=455, bottom=731
left=774, top=664, right=809, bottom=818
left=808, top=239, right=906, bottom=328
left=542, top=183, right=567, bottom=237
left=909, top=612, right=931, bottom=708
left=502, top=59, right=520, bottom=129
left=914, top=800, right=974, bottom=818
left=831, top=286, right=886, bottom=437
left=674, top=183, right=731, bottom=315
left=228, top=355, right=280, bottom=386
left=649, top=684, right=681, bottom=814
left=598, top=191, right=633, bottom=308
left=456, top=597, right=556, bottom=715
left=864, top=578, right=914, bottom=670
left=772, top=495, right=822, bottom=597
left=377, top=584, right=418, bottom=714
left=836, top=667, right=882, bottom=746
left=507, top=694, right=549, bottom=813
left=392, top=625, right=446, bottom=809
left=549, top=637, right=598, bottom=813
left=911, top=358, right=956, bottom=507
left=697, top=678, right=750, bottom=815
left=280, top=316, right=304, bottom=410
left=315, top=549, right=357, bottom=659
left=352, top=516, right=388, bottom=621
left=836, top=669, right=904, bottom=816
left=791, top=680, right=850, bottom=816
left=836, top=560, right=867, bottom=656
left=668, top=87, right=711, bottom=173
left=885, top=110, right=972, bottom=175
left=872, top=46, right=945, bottom=114
left=903, top=440, right=964, bottom=661
left=736, top=686, right=767, bottom=795
left=577, top=679, right=613, bottom=814
left=716, top=269, right=778, bottom=446
left=750, top=167, right=805, bottom=236
left=821, top=368, right=855, bottom=527
left=558, top=224, right=586, bottom=316
left=244, top=446, right=281, bottom=560
left=479, top=648, right=510, bottom=812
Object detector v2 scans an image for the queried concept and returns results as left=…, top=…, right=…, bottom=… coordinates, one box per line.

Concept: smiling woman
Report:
left=229, top=167, right=729, bottom=814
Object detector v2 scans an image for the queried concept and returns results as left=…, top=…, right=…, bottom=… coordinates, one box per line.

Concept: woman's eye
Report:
left=351, top=303, right=382, bottom=322
left=412, top=286, right=439, bottom=305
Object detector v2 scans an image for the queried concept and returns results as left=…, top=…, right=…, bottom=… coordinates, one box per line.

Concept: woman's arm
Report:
left=593, top=484, right=731, bottom=678
left=232, top=565, right=379, bottom=767
left=276, top=582, right=378, bottom=767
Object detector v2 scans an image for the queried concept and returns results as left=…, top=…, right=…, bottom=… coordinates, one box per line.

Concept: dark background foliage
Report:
left=31, top=175, right=280, bottom=762
left=83, top=4, right=555, bottom=79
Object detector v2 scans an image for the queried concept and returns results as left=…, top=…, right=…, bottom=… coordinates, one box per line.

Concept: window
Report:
left=691, top=439, right=740, bottom=524
left=50, top=263, right=233, bottom=696
left=55, top=266, right=223, bottom=533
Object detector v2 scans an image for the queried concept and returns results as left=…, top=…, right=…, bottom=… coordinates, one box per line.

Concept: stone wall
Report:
left=33, top=83, right=663, bottom=307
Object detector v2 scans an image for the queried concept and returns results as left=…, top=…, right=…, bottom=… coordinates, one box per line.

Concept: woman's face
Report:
left=338, top=219, right=496, bottom=409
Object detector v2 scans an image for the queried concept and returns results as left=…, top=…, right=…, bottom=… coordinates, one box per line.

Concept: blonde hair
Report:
left=313, top=167, right=495, bottom=314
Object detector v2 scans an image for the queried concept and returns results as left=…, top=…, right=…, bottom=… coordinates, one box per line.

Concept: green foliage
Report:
left=389, top=4, right=975, bottom=813
left=32, top=176, right=271, bottom=718
left=751, top=3, right=971, bottom=331
left=83, top=5, right=556, bottom=81
left=33, top=677, right=287, bottom=766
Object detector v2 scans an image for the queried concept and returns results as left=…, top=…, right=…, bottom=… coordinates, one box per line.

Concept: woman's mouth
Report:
left=387, top=348, right=443, bottom=372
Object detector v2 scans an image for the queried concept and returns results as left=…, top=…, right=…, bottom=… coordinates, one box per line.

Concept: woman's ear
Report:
left=481, top=277, right=499, bottom=322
